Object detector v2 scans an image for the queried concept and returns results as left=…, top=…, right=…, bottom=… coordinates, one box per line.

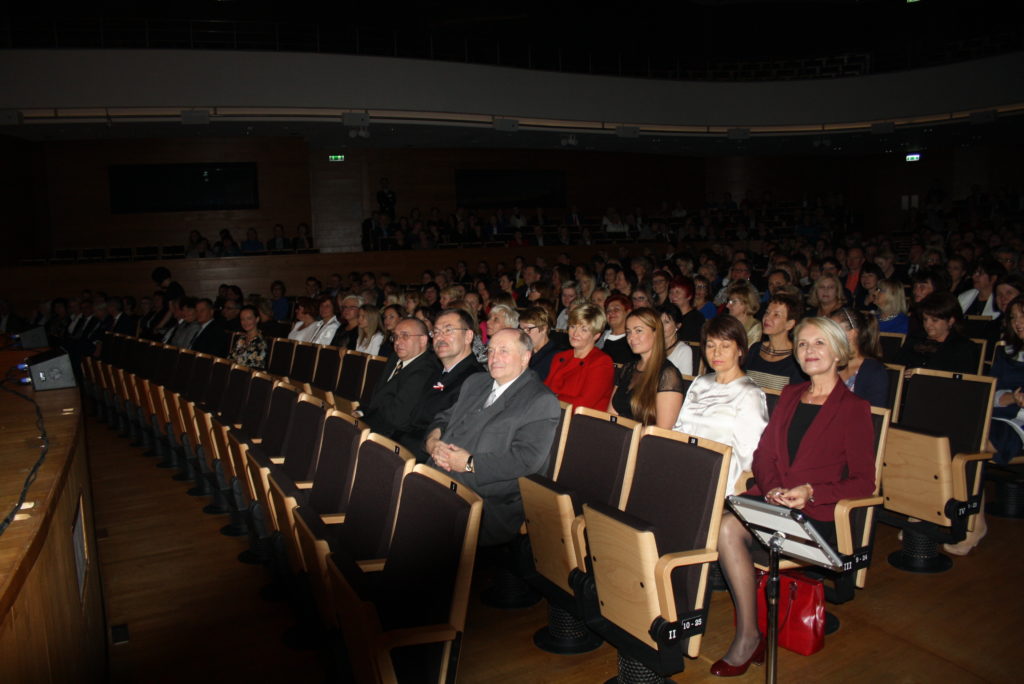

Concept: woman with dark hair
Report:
left=656, top=303, right=694, bottom=376
left=674, top=315, right=768, bottom=495
left=612, top=268, right=638, bottom=297
left=230, top=305, right=267, bottom=370
left=378, top=304, right=403, bottom=358
left=712, top=317, right=874, bottom=676
left=958, top=258, right=1006, bottom=318
left=287, top=297, right=319, bottom=342
left=855, top=262, right=885, bottom=310
left=988, top=294, right=1024, bottom=465
left=309, top=293, right=340, bottom=345
left=743, top=293, right=806, bottom=391
left=831, top=307, right=890, bottom=408
left=693, top=274, right=717, bottom=320
left=270, top=280, right=290, bottom=322
left=608, top=308, right=685, bottom=428
left=545, top=303, right=615, bottom=410
left=520, top=306, right=564, bottom=382
left=597, top=293, right=636, bottom=365
left=667, top=276, right=706, bottom=343
left=947, top=255, right=972, bottom=296
left=630, top=284, right=654, bottom=310
left=895, top=291, right=978, bottom=374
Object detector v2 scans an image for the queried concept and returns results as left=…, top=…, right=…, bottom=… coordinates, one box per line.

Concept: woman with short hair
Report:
left=668, top=276, right=706, bottom=343
left=808, top=274, right=846, bottom=319
left=743, top=293, right=806, bottom=391
left=231, top=305, right=268, bottom=370
left=544, top=303, right=615, bottom=411
left=287, top=297, right=319, bottom=342
left=712, top=317, right=874, bottom=676
left=598, top=293, right=636, bottom=365
left=520, top=306, right=564, bottom=381
left=895, top=291, right=978, bottom=374
left=874, top=278, right=909, bottom=334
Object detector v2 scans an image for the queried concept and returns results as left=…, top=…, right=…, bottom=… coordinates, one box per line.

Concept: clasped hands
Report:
left=764, top=484, right=813, bottom=510
left=428, top=437, right=471, bottom=473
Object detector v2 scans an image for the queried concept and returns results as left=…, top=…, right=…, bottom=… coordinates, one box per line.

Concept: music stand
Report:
left=727, top=495, right=845, bottom=684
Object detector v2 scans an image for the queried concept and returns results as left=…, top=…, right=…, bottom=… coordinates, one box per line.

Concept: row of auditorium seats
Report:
left=81, top=333, right=481, bottom=682
left=80, top=332, right=996, bottom=682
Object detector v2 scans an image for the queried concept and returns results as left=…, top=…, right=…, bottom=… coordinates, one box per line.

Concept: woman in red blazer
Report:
left=710, top=317, right=876, bottom=677
left=544, top=302, right=615, bottom=411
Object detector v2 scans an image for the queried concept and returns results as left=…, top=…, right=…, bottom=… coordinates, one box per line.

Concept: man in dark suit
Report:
left=396, top=308, right=484, bottom=461
left=358, top=317, right=439, bottom=439
left=109, top=297, right=138, bottom=336
left=189, top=298, right=229, bottom=357
left=426, top=328, right=561, bottom=547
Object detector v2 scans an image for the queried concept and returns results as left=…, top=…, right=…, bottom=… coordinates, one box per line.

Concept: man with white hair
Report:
left=426, top=328, right=560, bottom=546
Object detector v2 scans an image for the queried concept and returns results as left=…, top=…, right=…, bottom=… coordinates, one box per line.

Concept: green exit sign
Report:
left=328, top=154, right=346, bottom=162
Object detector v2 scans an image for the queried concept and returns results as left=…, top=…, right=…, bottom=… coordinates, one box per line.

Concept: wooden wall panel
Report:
left=41, top=137, right=312, bottom=250
left=308, top=147, right=365, bottom=253
left=0, top=389, right=106, bottom=683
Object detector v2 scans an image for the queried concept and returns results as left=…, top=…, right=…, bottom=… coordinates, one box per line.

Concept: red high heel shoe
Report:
left=710, top=638, right=766, bottom=677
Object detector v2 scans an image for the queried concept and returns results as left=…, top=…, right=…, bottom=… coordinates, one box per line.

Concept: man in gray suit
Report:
left=427, top=328, right=560, bottom=547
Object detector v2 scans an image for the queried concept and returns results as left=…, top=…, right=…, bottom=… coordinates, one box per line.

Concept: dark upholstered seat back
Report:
left=267, top=338, right=296, bottom=377
left=624, top=434, right=724, bottom=622
left=237, top=374, right=273, bottom=438
left=556, top=412, right=637, bottom=511
left=280, top=399, right=327, bottom=482
left=185, top=354, right=213, bottom=403
left=219, top=367, right=252, bottom=425
left=312, top=346, right=342, bottom=393
left=169, top=351, right=195, bottom=394
left=290, top=343, right=317, bottom=384
left=377, top=472, right=472, bottom=631
left=336, top=351, right=368, bottom=402
left=155, top=346, right=179, bottom=387
left=338, top=438, right=408, bottom=559
left=255, top=384, right=298, bottom=456
left=201, top=360, right=231, bottom=411
left=308, top=415, right=363, bottom=514
left=879, top=334, right=903, bottom=364
left=359, top=356, right=388, bottom=406
left=898, top=372, right=991, bottom=455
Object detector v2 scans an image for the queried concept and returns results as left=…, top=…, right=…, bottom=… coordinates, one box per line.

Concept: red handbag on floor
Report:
left=755, top=570, right=826, bottom=656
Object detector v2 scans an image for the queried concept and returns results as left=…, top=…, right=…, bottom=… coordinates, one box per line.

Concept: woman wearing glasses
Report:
left=520, top=306, right=564, bottom=381
left=725, top=281, right=762, bottom=349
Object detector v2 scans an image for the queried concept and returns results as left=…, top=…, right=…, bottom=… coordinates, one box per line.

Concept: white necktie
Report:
left=484, top=388, right=498, bottom=408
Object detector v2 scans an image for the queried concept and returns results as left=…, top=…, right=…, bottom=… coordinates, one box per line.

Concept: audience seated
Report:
left=230, top=305, right=268, bottom=370
left=895, top=291, right=978, bottom=374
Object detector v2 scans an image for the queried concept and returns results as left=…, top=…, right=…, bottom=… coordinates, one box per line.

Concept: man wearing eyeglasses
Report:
left=396, top=309, right=484, bottom=461
left=426, top=328, right=560, bottom=547
left=359, top=317, right=440, bottom=438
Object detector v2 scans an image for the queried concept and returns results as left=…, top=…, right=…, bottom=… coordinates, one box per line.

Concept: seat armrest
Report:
left=377, top=624, right=459, bottom=650
left=952, top=452, right=992, bottom=502
left=320, top=512, right=346, bottom=524
left=296, top=481, right=313, bottom=490
left=250, top=437, right=262, bottom=444
left=570, top=514, right=587, bottom=573
left=357, top=558, right=386, bottom=572
left=270, top=457, right=285, bottom=465
left=655, top=549, right=718, bottom=621
left=834, top=496, right=883, bottom=554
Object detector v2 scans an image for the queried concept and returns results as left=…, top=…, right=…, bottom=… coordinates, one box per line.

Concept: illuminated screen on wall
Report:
left=455, top=169, right=566, bottom=209
left=109, top=162, right=259, bottom=213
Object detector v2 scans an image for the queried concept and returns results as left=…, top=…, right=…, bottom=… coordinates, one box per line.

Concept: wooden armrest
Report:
left=357, top=558, right=386, bottom=572
left=834, top=496, right=883, bottom=555
left=519, top=522, right=527, bottom=535
left=295, top=481, right=313, bottom=490
left=570, top=514, right=587, bottom=574
left=377, top=624, right=459, bottom=650
left=250, top=437, right=262, bottom=445
left=655, top=549, right=718, bottom=621
left=952, top=452, right=992, bottom=502
left=320, top=513, right=346, bottom=524
left=270, top=457, right=285, bottom=465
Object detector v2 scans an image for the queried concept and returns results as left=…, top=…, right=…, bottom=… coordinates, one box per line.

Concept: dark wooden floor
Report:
left=89, top=413, right=1023, bottom=683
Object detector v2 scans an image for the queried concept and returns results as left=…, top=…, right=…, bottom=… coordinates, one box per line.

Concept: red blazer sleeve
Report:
left=544, top=348, right=614, bottom=411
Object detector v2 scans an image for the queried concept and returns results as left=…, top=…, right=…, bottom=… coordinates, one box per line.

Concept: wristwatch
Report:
left=465, top=455, right=474, bottom=473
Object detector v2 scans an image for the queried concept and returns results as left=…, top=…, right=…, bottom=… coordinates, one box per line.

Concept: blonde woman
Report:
left=875, top=278, right=909, bottom=334
left=725, top=280, right=762, bottom=349
left=808, top=274, right=846, bottom=318
left=355, top=304, right=384, bottom=355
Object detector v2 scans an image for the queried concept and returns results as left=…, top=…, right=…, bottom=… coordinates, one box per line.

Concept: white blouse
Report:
left=288, top=320, right=319, bottom=343
left=355, top=331, right=384, bottom=356
left=673, top=373, right=769, bottom=495
left=309, top=316, right=341, bottom=346
left=666, top=342, right=694, bottom=376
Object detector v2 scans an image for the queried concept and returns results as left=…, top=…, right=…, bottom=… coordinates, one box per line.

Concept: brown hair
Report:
left=625, top=308, right=667, bottom=426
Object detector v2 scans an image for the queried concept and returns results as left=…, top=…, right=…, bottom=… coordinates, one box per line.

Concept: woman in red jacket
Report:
left=710, top=316, right=876, bottom=677
left=544, top=302, right=615, bottom=411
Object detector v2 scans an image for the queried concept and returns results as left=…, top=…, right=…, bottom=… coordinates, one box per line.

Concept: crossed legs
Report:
left=716, top=511, right=762, bottom=665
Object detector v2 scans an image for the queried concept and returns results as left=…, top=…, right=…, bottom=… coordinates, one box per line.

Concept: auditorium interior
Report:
left=1, top=1, right=1023, bottom=682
